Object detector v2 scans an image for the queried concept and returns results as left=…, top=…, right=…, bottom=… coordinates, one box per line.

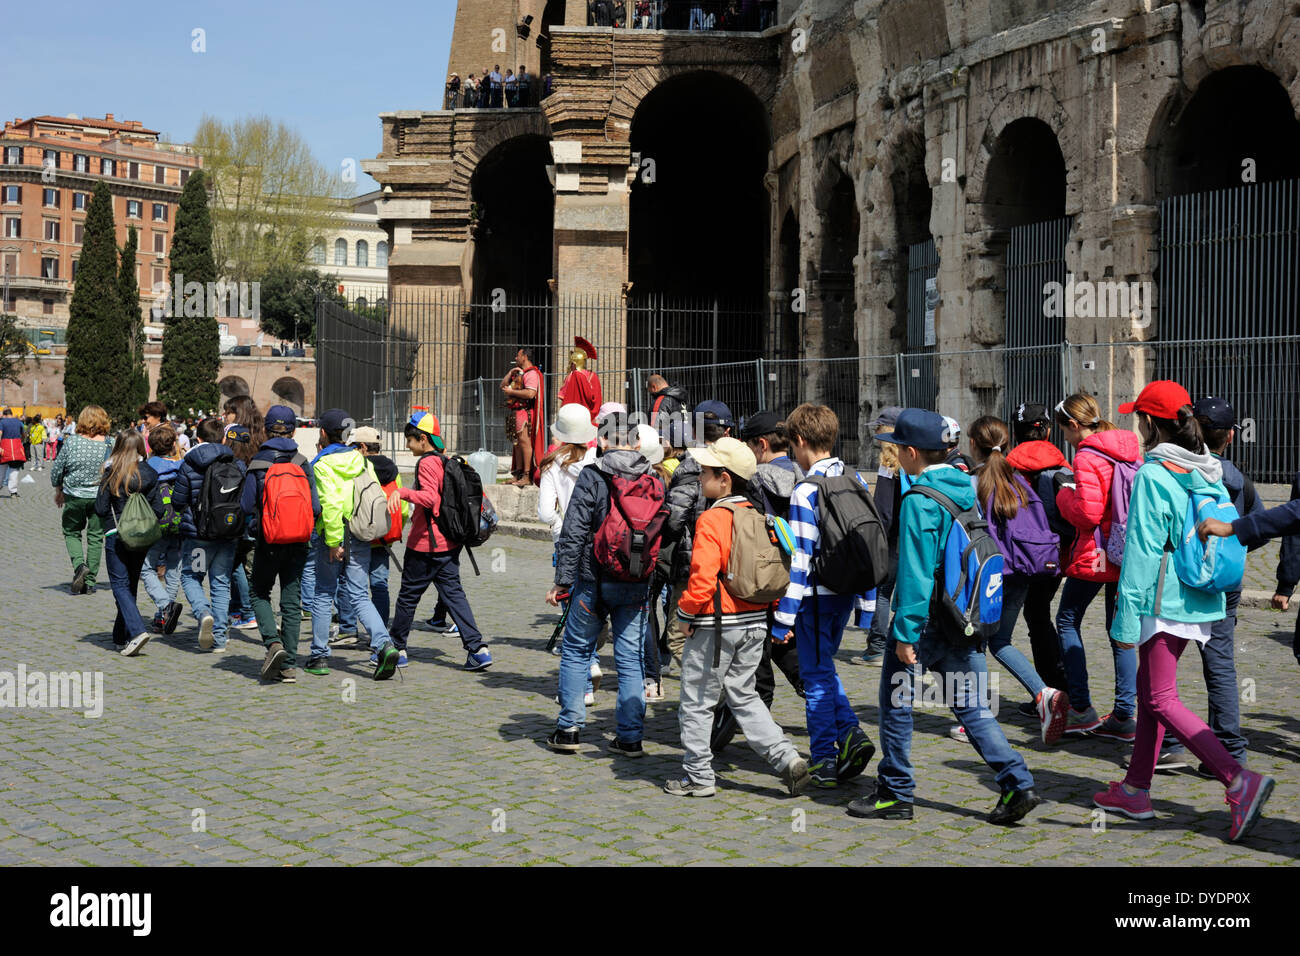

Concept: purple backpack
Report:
left=1080, top=448, right=1138, bottom=568
left=986, top=474, right=1060, bottom=577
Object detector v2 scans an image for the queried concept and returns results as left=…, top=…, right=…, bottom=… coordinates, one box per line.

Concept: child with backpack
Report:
left=1094, top=381, right=1274, bottom=842
left=665, top=437, right=810, bottom=797
left=1005, top=403, right=1071, bottom=704
left=173, top=418, right=246, bottom=652
left=96, top=430, right=166, bottom=658
left=308, top=408, right=401, bottom=679
left=772, top=403, right=878, bottom=788
left=387, top=411, right=492, bottom=673
left=1053, top=392, right=1140, bottom=739
left=51, top=405, right=112, bottom=594
left=860, top=409, right=1040, bottom=824
left=141, top=424, right=185, bottom=635
left=241, top=405, right=321, bottom=683
left=545, top=411, right=662, bottom=756
left=966, top=416, right=1069, bottom=743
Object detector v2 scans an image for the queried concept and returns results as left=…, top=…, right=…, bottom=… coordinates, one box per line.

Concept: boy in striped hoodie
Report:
left=773, top=404, right=876, bottom=788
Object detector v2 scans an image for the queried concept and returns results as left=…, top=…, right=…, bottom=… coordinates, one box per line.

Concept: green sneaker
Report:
left=808, top=760, right=838, bottom=788
left=373, top=642, right=400, bottom=681
left=303, top=655, right=329, bottom=676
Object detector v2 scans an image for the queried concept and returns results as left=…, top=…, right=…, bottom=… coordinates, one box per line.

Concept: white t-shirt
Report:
left=1139, top=615, right=1212, bottom=647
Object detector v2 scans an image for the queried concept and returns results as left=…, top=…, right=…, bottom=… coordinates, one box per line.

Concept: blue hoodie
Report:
left=172, top=442, right=244, bottom=540
left=240, top=436, right=321, bottom=539
left=891, top=464, right=978, bottom=647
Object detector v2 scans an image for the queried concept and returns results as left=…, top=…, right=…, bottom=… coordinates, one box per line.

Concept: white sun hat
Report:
left=636, top=423, right=664, bottom=465
left=551, top=402, right=598, bottom=444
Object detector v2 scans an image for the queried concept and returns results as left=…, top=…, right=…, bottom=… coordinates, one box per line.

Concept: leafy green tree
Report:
left=258, top=263, right=344, bottom=345
left=158, top=170, right=220, bottom=415
left=65, top=182, right=132, bottom=421
left=0, top=314, right=33, bottom=390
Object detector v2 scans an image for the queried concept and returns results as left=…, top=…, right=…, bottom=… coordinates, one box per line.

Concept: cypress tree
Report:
left=118, top=226, right=150, bottom=414
left=158, top=170, right=220, bottom=415
left=65, top=181, right=132, bottom=422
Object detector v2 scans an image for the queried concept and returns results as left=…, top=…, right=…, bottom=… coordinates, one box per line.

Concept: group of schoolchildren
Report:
left=49, top=397, right=493, bottom=685
left=537, top=381, right=1281, bottom=843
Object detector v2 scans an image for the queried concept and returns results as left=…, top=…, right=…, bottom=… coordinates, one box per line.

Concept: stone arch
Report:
left=448, top=110, right=553, bottom=219
left=219, top=375, right=250, bottom=401
left=271, top=376, right=306, bottom=416
left=603, top=63, right=779, bottom=143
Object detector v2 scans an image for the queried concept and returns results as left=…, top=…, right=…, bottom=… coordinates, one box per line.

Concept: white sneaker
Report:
left=198, top=615, right=215, bottom=649
left=644, top=678, right=664, bottom=702
left=948, top=724, right=968, bottom=742
left=584, top=691, right=595, bottom=706
left=589, top=662, right=602, bottom=693
left=120, top=632, right=150, bottom=657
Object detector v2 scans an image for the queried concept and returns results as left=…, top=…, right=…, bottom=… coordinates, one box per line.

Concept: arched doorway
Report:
left=983, top=117, right=1068, bottom=418
left=894, top=135, right=936, bottom=410
left=219, top=375, right=250, bottom=402
left=628, top=71, right=770, bottom=369
left=538, top=1, right=566, bottom=82
left=817, top=170, right=860, bottom=462
left=1153, top=66, right=1300, bottom=480
left=272, top=376, right=306, bottom=416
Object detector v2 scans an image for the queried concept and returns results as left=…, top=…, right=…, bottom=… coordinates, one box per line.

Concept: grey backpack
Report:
left=347, top=469, right=392, bottom=542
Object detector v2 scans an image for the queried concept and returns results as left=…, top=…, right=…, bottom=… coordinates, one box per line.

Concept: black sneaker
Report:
left=372, top=642, right=400, bottom=681
left=1017, top=701, right=1037, bottom=719
left=149, top=612, right=167, bottom=634
left=988, top=788, right=1042, bottom=825
left=836, top=727, right=876, bottom=782
left=303, top=655, right=329, bottom=676
left=260, top=644, right=288, bottom=682
left=163, top=601, right=183, bottom=635
left=847, top=785, right=913, bottom=820
left=809, top=760, right=838, bottom=788
left=609, top=738, right=644, bottom=758
left=547, top=727, right=580, bottom=753
left=1121, top=751, right=1189, bottom=774
left=71, top=563, right=88, bottom=594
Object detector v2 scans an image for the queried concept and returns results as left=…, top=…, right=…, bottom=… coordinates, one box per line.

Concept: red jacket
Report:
left=398, top=453, right=451, bottom=553
left=1005, top=440, right=1067, bottom=474
left=1056, top=429, right=1140, bottom=581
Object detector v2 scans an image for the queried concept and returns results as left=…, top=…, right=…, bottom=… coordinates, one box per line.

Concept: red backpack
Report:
left=591, top=470, right=668, bottom=582
left=251, top=455, right=314, bottom=544
left=381, top=479, right=403, bottom=544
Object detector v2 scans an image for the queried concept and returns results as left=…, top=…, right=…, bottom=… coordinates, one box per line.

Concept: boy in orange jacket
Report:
left=663, top=437, right=811, bottom=798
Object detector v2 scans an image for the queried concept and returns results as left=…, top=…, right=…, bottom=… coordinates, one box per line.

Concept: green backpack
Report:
left=118, top=492, right=162, bottom=551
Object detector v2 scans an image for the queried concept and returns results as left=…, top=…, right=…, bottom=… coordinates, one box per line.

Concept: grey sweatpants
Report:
left=678, top=623, right=799, bottom=786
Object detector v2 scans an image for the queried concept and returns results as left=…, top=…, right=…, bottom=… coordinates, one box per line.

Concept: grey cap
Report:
left=869, top=405, right=903, bottom=430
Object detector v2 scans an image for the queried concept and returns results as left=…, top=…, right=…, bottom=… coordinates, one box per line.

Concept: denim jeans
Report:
left=1162, top=589, right=1247, bottom=761
left=1055, top=577, right=1135, bottom=718
left=337, top=546, right=391, bottom=631
left=988, top=575, right=1051, bottom=701
left=310, top=532, right=392, bottom=658
left=795, top=592, right=858, bottom=765
left=140, top=535, right=182, bottom=616
left=876, top=630, right=1036, bottom=802
left=105, top=535, right=148, bottom=644
left=180, top=538, right=237, bottom=648
left=689, top=5, right=705, bottom=29
left=230, top=562, right=253, bottom=620
left=557, top=578, right=648, bottom=742
left=300, top=530, right=319, bottom=609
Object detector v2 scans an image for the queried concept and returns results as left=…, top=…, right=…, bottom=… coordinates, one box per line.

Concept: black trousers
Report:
left=389, top=548, right=484, bottom=653
left=1022, top=574, right=1068, bottom=692
left=710, top=634, right=803, bottom=752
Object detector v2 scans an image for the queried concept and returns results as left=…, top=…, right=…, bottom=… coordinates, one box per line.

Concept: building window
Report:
left=73, top=153, right=89, bottom=173
left=152, top=203, right=167, bottom=222
left=2, top=253, right=15, bottom=276
left=43, top=188, right=59, bottom=208
left=334, top=238, right=347, bottom=266
left=73, top=192, right=88, bottom=211
left=153, top=232, right=165, bottom=255
left=376, top=240, right=388, bottom=269
left=4, top=217, right=19, bottom=239
left=310, top=242, right=325, bottom=264
left=154, top=165, right=166, bottom=184
left=102, top=157, right=116, bottom=176
left=72, top=259, right=79, bottom=279
left=43, top=298, right=54, bottom=315
left=2, top=185, right=18, bottom=204
left=127, top=200, right=142, bottom=219
left=41, top=257, right=58, bottom=279
left=3, top=146, right=20, bottom=165
left=44, top=220, right=59, bottom=241
left=152, top=266, right=164, bottom=287
left=128, top=161, right=139, bottom=180
left=43, top=149, right=59, bottom=169
left=356, top=240, right=368, bottom=268
left=74, top=223, right=84, bottom=243
left=180, top=169, right=190, bottom=186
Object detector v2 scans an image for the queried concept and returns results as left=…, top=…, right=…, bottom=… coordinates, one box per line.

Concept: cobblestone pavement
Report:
left=1, top=477, right=1297, bottom=866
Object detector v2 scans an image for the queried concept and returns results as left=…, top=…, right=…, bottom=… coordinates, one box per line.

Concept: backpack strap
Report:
left=904, top=483, right=964, bottom=520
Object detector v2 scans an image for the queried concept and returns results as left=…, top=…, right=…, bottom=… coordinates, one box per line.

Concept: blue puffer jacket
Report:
left=172, top=442, right=244, bottom=540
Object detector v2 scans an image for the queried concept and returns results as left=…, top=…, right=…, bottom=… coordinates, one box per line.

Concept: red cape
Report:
left=524, top=365, right=546, bottom=485
left=559, top=368, right=603, bottom=425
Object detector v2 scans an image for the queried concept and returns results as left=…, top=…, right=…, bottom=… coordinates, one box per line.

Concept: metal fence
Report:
left=372, top=335, right=1300, bottom=482
left=586, top=1, right=778, bottom=30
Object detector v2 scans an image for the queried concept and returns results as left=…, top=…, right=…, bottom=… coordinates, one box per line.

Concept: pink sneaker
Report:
left=1037, top=688, right=1070, bottom=745
left=1226, top=770, right=1275, bottom=842
left=1092, top=781, right=1155, bottom=820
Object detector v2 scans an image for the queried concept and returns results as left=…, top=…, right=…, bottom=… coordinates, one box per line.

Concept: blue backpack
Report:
left=1166, top=473, right=1246, bottom=593
left=906, top=485, right=1004, bottom=643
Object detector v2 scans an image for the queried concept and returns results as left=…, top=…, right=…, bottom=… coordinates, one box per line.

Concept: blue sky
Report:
left=2, top=0, right=457, bottom=194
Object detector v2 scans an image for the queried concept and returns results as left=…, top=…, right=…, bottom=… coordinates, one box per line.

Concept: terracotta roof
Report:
left=21, top=115, right=159, bottom=136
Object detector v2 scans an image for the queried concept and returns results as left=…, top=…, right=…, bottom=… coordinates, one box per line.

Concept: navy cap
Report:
left=265, top=405, right=297, bottom=433
left=739, top=409, right=782, bottom=441
left=868, top=405, right=903, bottom=430
left=876, top=408, right=951, bottom=451
left=1193, top=396, right=1236, bottom=430
left=319, top=408, right=355, bottom=436
left=694, top=400, right=734, bottom=430
left=224, top=423, right=251, bottom=444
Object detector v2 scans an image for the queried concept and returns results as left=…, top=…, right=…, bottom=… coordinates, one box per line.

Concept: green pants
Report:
left=61, top=495, right=104, bottom=586
left=250, top=540, right=309, bottom=668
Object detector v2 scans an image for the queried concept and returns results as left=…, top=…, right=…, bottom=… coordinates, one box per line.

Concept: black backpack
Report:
left=413, top=452, right=497, bottom=573
left=194, top=460, right=247, bottom=540
left=805, top=472, right=890, bottom=595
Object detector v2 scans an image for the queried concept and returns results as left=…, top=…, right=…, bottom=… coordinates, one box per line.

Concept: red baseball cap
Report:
left=1118, top=380, right=1192, bottom=419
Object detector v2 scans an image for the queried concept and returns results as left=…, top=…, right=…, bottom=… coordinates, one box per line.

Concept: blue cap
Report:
left=693, top=400, right=734, bottom=429
left=875, top=408, right=951, bottom=451
left=319, top=408, right=354, bottom=435
left=265, top=405, right=297, bottom=432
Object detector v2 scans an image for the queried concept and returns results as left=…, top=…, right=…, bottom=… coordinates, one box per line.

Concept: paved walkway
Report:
left=1, top=476, right=1296, bottom=865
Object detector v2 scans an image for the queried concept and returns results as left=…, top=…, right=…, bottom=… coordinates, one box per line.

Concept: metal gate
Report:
left=316, top=297, right=389, bottom=421
left=1158, top=177, right=1300, bottom=481
left=1005, top=216, right=1070, bottom=420
left=899, top=238, right=939, bottom=409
